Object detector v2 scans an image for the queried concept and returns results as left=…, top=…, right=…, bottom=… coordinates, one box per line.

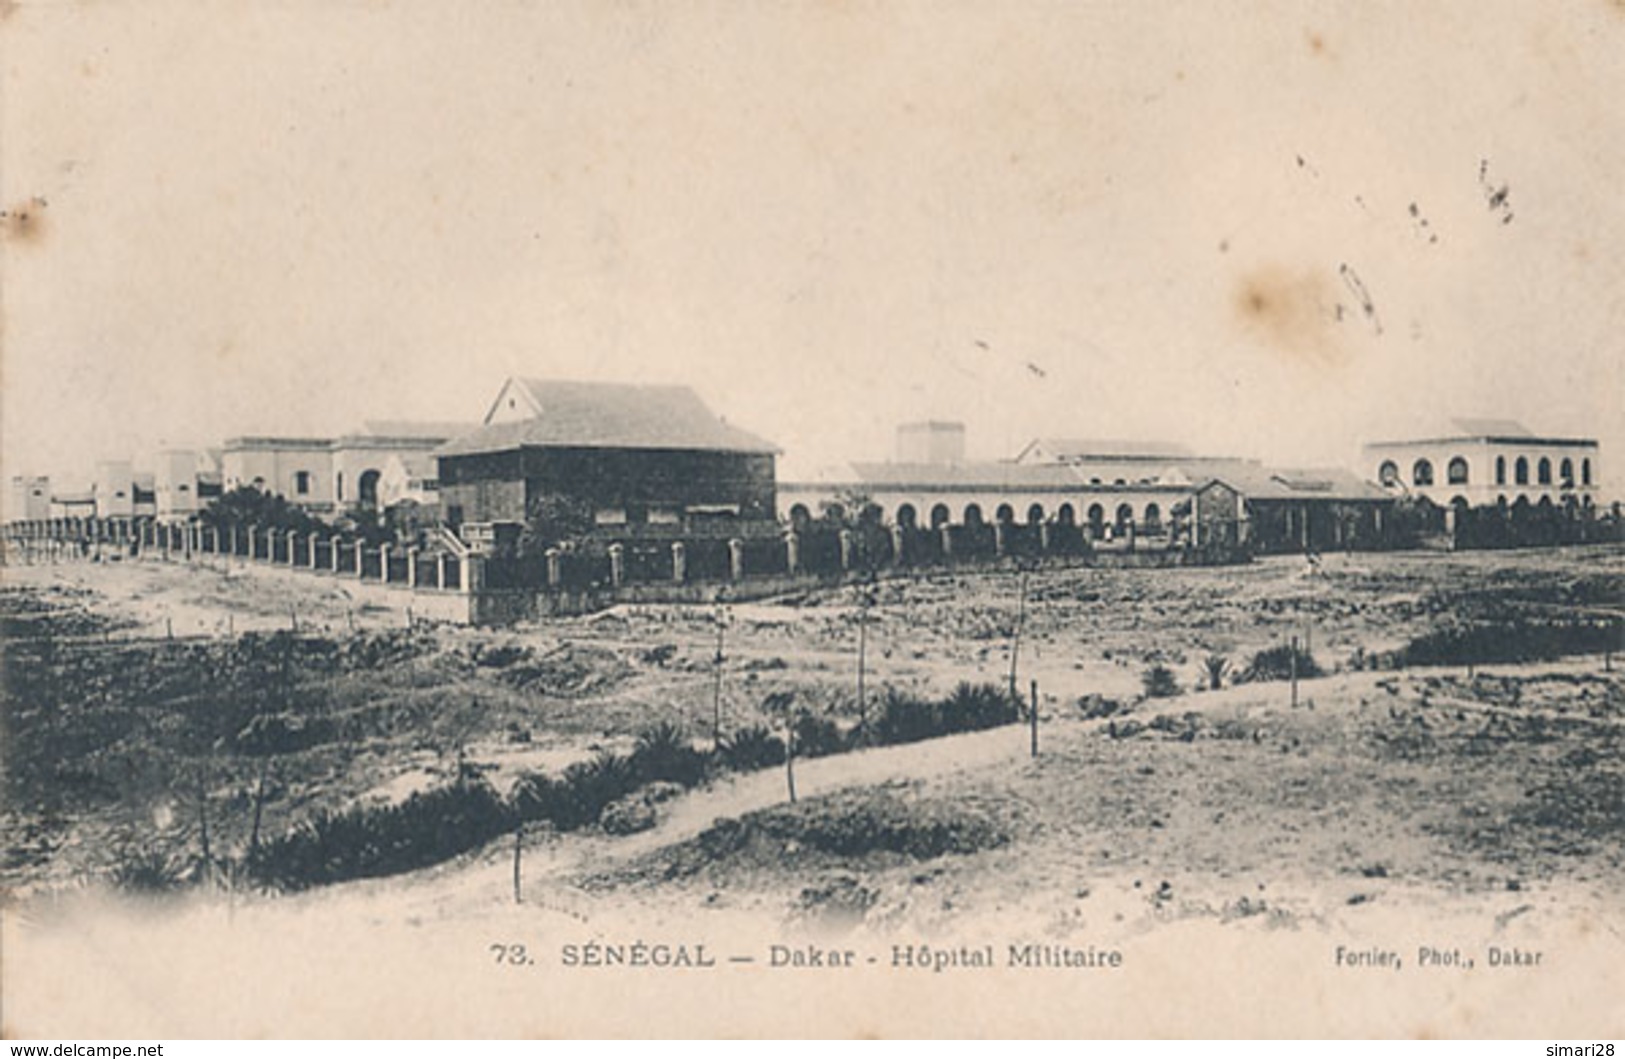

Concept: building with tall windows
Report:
left=1363, top=419, right=1601, bottom=515
left=219, top=422, right=474, bottom=515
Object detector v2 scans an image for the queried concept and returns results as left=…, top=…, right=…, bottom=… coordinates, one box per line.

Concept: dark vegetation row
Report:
left=147, top=682, right=1023, bottom=892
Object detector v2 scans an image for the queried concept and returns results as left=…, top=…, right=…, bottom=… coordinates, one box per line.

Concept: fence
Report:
left=2, top=513, right=1251, bottom=626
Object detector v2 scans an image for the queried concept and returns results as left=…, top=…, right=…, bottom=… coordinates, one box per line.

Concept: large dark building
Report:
left=436, top=378, right=778, bottom=544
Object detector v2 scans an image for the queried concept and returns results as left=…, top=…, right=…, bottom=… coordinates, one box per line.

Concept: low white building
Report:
left=1363, top=418, right=1601, bottom=512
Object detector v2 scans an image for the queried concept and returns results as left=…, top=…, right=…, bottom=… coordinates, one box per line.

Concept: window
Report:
left=1560, top=458, right=1574, bottom=486
left=1447, top=457, right=1469, bottom=485
left=1582, top=458, right=1592, bottom=486
left=294, top=471, right=311, bottom=495
left=1114, top=503, right=1134, bottom=532
left=336, top=472, right=345, bottom=501
left=1495, top=456, right=1506, bottom=485
left=1514, top=457, right=1528, bottom=485
left=1537, top=457, right=1551, bottom=485
left=178, top=484, right=190, bottom=493
left=1027, top=503, right=1045, bottom=524
left=930, top=503, right=950, bottom=528
left=894, top=504, right=916, bottom=529
left=995, top=503, right=1015, bottom=524
left=963, top=503, right=984, bottom=526
left=1412, top=459, right=1433, bottom=487
left=1378, top=461, right=1399, bottom=486
left=1143, top=503, right=1162, bottom=531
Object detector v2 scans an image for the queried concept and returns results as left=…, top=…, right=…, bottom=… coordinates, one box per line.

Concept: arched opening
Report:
left=1056, top=503, right=1075, bottom=526
left=857, top=502, right=884, bottom=527
left=1412, top=459, right=1433, bottom=487
left=1026, top=502, right=1045, bottom=525
left=358, top=469, right=381, bottom=509
left=1582, top=458, right=1592, bottom=486
left=1494, top=457, right=1506, bottom=486
left=1511, top=496, right=1531, bottom=519
left=1143, top=503, right=1162, bottom=533
left=1114, top=503, right=1134, bottom=534
left=895, top=503, right=917, bottom=530
left=1086, top=503, right=1105, bottom=537
left=994, top=503, right=1015, bottom=525
left=1560, top=458, right=1574, bottom=486
left=1450, top=496, right=1469, bottom=511
left=1496, top=495, right=1509, bottom=515
left=1378, top=460, right=1399, bottom=486
left=1515, top=457, right=1529, bottom=485
left=251, top=476, right=266, bottom=491
left=1537, top=457, right=1552, bottom=486
left=929, top=503, right=951, bottom=529
left=963, top=503, right=984, bottom=527
left=822, top=501, right=847, bottom=523
left=1447, top=457, right=1469, bottom=485
left=789, top=503, right=812, bottom=528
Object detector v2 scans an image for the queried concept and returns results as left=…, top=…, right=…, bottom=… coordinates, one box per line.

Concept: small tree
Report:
left=1141, top=664, right=1182, bottom=699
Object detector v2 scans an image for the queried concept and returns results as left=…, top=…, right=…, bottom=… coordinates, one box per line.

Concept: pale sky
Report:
left=3, top=1, right=1621, bottom=490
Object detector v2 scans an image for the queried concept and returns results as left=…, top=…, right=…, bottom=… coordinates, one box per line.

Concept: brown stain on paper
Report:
left=1232, top=263, right=1346, bottom=367
left=2, top=196, right=50, bottom=247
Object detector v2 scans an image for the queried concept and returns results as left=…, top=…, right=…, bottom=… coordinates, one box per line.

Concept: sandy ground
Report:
left=3, top=546, right=1622, bottom=1037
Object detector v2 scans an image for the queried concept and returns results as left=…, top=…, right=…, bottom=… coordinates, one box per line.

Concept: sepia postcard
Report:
left=2, top=0, right=1622, bottom=1040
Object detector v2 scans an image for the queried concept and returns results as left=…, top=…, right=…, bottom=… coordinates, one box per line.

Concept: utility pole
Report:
left=1289, top=635, right=1299, bottom=709
left=855, top=577, right=874, bottom=735
left=712, top=601, right=728, bottom=750
left=1029, top=679, right=1039, bottom=758
left=1008, top=567, right=1029, bottom=702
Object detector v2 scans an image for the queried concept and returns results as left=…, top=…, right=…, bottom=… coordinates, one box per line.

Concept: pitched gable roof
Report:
left=1200, top=463, right=1388, bottom=502
left=440, top=379, right=778, bottom=457
left=1019, top=437, right=1196, bottom=462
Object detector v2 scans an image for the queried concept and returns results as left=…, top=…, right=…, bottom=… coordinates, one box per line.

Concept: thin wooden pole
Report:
left=712, top=614, right=726, bottom=750
left=1029, top=679, right=1039, bottom=758
left=1289, top=635, right=1299, bottom=709
left=1008, top=569, right=1029, bottom=701
left=512, top=825, right=524, bottom=904
left=784, top=719, right=797, bottom=804
left=856, top=598, right=868, bottom=734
